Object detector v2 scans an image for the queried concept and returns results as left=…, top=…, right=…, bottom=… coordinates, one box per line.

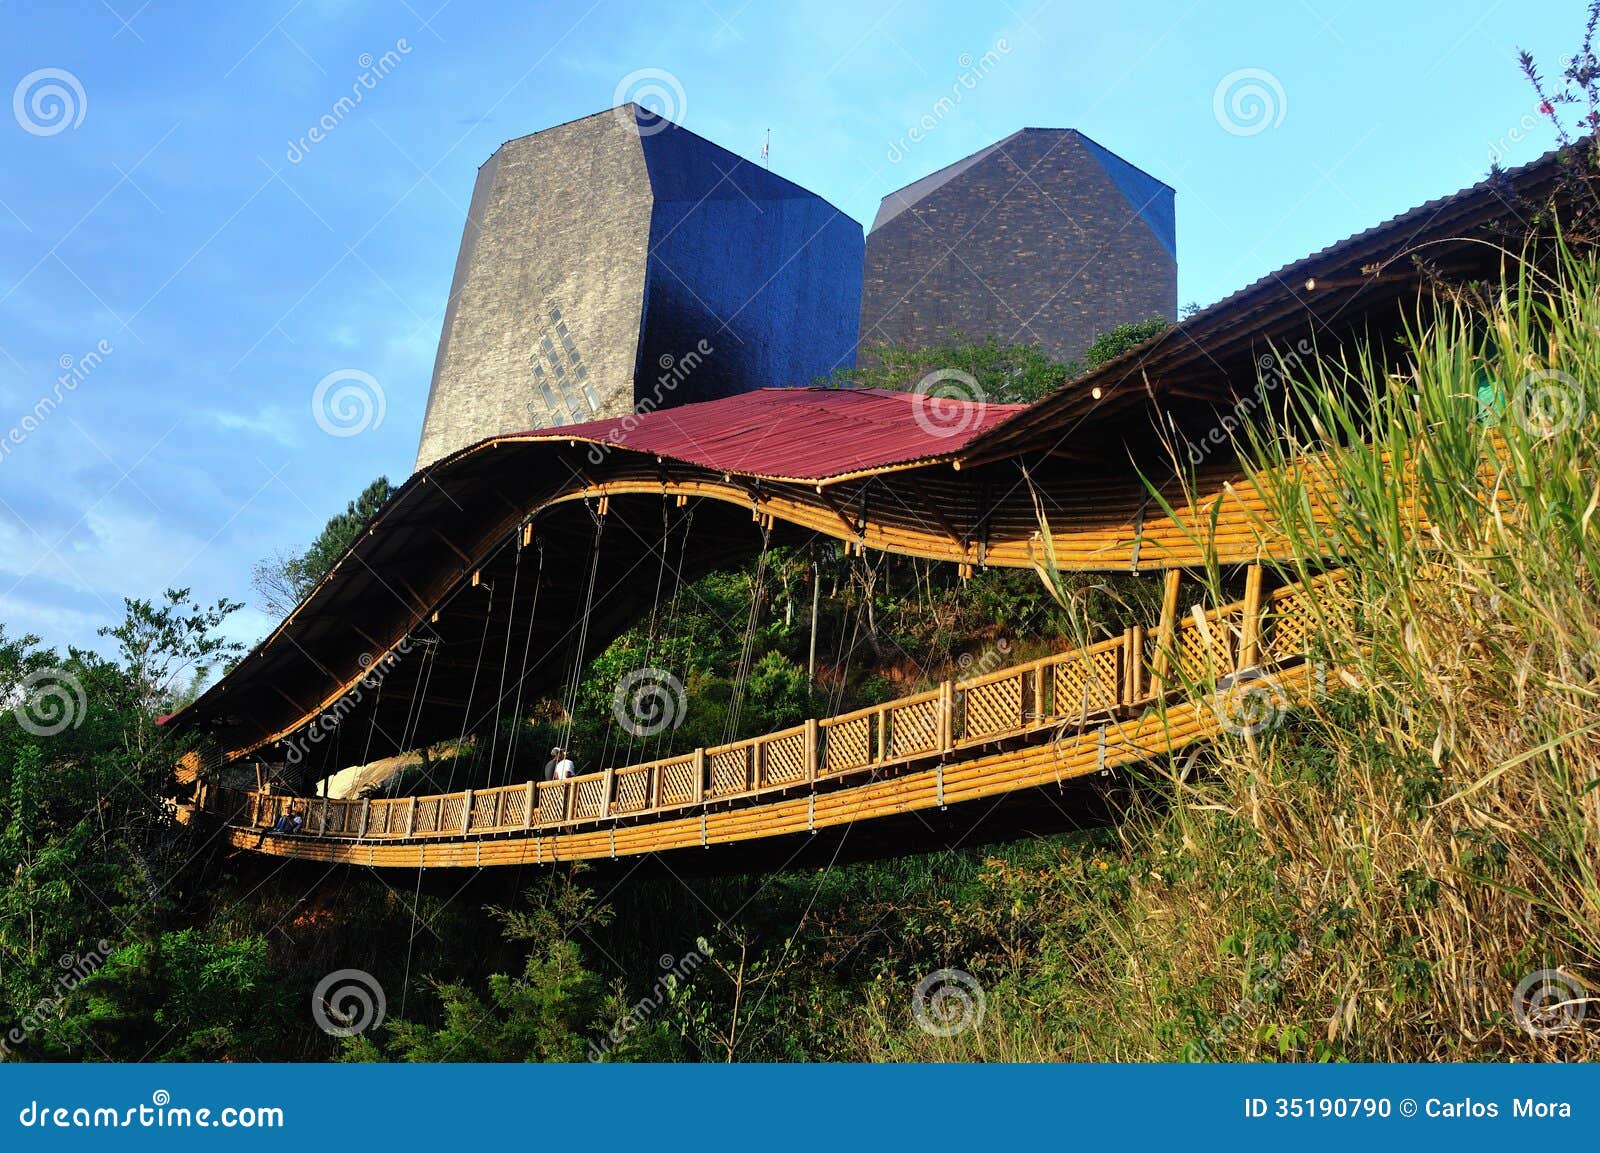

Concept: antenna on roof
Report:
left=761, top=127, right=770, bottom=169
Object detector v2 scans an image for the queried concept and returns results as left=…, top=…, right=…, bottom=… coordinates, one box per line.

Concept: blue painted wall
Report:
left=636, top=111, right=864, bottom=406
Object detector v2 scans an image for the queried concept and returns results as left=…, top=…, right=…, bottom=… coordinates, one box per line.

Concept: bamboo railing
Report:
left=211, top=574, right=1340, bottom=848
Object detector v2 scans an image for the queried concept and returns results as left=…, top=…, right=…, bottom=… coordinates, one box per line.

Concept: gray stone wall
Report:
left=415, top=111, right=653, bottom=468
left=860, top=129, right=1176, bottom=368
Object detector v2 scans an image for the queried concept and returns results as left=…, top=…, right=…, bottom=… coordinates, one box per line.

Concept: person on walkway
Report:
left=541, top=746, right=561, bottom=782
left=555, top=749, right=576, bottom=780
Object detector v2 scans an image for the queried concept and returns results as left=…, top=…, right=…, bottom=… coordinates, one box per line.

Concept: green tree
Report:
left=827, top=332, right=1069, bottom=403
left=0, top=595, right=245, bottom=1061
left=252, top=476, right=394, bottom=617
left=1080, top=316, right=1170, bottom=369
left=348, top=877, right=618, bottom=1062
left=826, top=319, right=1171, bottom=405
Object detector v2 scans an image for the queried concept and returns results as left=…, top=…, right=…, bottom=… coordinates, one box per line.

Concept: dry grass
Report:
left=852, top=253, right=1600, bottom=1062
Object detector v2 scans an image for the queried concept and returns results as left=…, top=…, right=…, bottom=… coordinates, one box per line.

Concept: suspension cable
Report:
left=446, top=581, right=495, bottom=795
left=500, top=535, right=545, bottom=787
left=724, top=524, right=772, bottom=744
left=649, top=504, right=696, bottom=763
left=485, top=532, right=524, bottom=781
left=560, top=508, right=605, bottom=755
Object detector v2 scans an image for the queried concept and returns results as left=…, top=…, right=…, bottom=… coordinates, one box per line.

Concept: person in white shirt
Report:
left=554, top=749, right=576, bottom=780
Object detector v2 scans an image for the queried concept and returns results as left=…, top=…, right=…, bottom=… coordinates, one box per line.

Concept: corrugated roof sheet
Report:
left=515, top=387, right=1026, bottom=481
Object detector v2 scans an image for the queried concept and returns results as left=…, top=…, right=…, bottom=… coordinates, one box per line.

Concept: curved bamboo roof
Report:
left=167, top=143, right=1579, bottom=767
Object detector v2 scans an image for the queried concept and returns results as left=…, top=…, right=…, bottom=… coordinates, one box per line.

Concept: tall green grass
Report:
left=854, top=253, right=1600, bottom=1061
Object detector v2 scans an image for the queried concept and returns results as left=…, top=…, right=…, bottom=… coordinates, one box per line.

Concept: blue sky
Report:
left=0, top=0, right=1581, bottom=657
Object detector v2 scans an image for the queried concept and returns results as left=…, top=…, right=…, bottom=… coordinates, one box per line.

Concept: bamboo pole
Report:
left=1239, top=563, right=1265, bottom=670
left=1151, top=569, right=1183, bottom=694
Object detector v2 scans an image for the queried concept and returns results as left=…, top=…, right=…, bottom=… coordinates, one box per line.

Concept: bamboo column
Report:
left=1239, top=563, right=1265, bottom=670
left=1150, top=569, right=1183, bottom=694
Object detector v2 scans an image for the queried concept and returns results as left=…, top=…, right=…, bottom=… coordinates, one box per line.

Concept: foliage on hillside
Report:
left=251, top=475, right=394, bottom=618
left=825, top=318, right=1170, bottom=405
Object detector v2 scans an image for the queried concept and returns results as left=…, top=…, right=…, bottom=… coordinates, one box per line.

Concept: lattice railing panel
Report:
left=1052, top=650, right=1119, bottom=721
left=613, top=767, right=650, bottom=813
left=413, top=797, right=440, bottom=835
left=538, top=783, right=567, bottom=825
left=1169, top=619, right=1231, bottom=684
left=821, top=715, right=872, bottom=775
left=961, top=673, right=1024, bottom=740
left=438, top=794, right=466, bottom=833
left=658, top=756, right=699, bottom=806
left=500, top=788, right=529, bottom=828
left=708, top=748, right=750, bottom=798
left=1262, top=590, right=1317, bottom=663
left=761, top=730, right=808, bottom=786
left=573, top=777, right=608, bottom=821
left=471, top=791, right=501, bottom=830
left=887, top=697, right=940, bottom=759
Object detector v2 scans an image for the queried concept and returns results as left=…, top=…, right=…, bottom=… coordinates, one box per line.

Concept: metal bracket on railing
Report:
left=535, top=836, right=542, bottom=865
left=1096, top=725, right=1108, bottom=774
left=936, top=761, right=946, bottom=809
left=701, top=813, right=708, bottom=849
left=807, top=792, right=815, bottom=833
left=475, top=840, right=481, bottom=867
left=609, top=828, right=616, bottom=860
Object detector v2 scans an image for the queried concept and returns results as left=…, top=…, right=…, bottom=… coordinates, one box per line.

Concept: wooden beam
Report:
left=432, top=529, right=473, bottom=568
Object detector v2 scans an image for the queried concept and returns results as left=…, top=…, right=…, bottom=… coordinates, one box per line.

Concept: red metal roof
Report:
left=515, top=387, right=1026, bottom=481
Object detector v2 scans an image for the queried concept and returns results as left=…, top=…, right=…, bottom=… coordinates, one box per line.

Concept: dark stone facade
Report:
left=416, top=105, right=864, bottom=469
left=860, top=128, right=1176, bottom=367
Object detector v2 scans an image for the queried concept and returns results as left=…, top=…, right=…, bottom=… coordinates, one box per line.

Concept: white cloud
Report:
left=209, top=405, right=303, bottom=447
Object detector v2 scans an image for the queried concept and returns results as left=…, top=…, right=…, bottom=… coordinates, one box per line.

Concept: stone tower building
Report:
left=416, top=105, right=864, bottom=469
left=859, top=128, right=1175, bottom=367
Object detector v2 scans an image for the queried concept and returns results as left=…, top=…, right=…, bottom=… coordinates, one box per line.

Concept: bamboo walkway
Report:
left=205, top=572, right=1342, bottom=868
